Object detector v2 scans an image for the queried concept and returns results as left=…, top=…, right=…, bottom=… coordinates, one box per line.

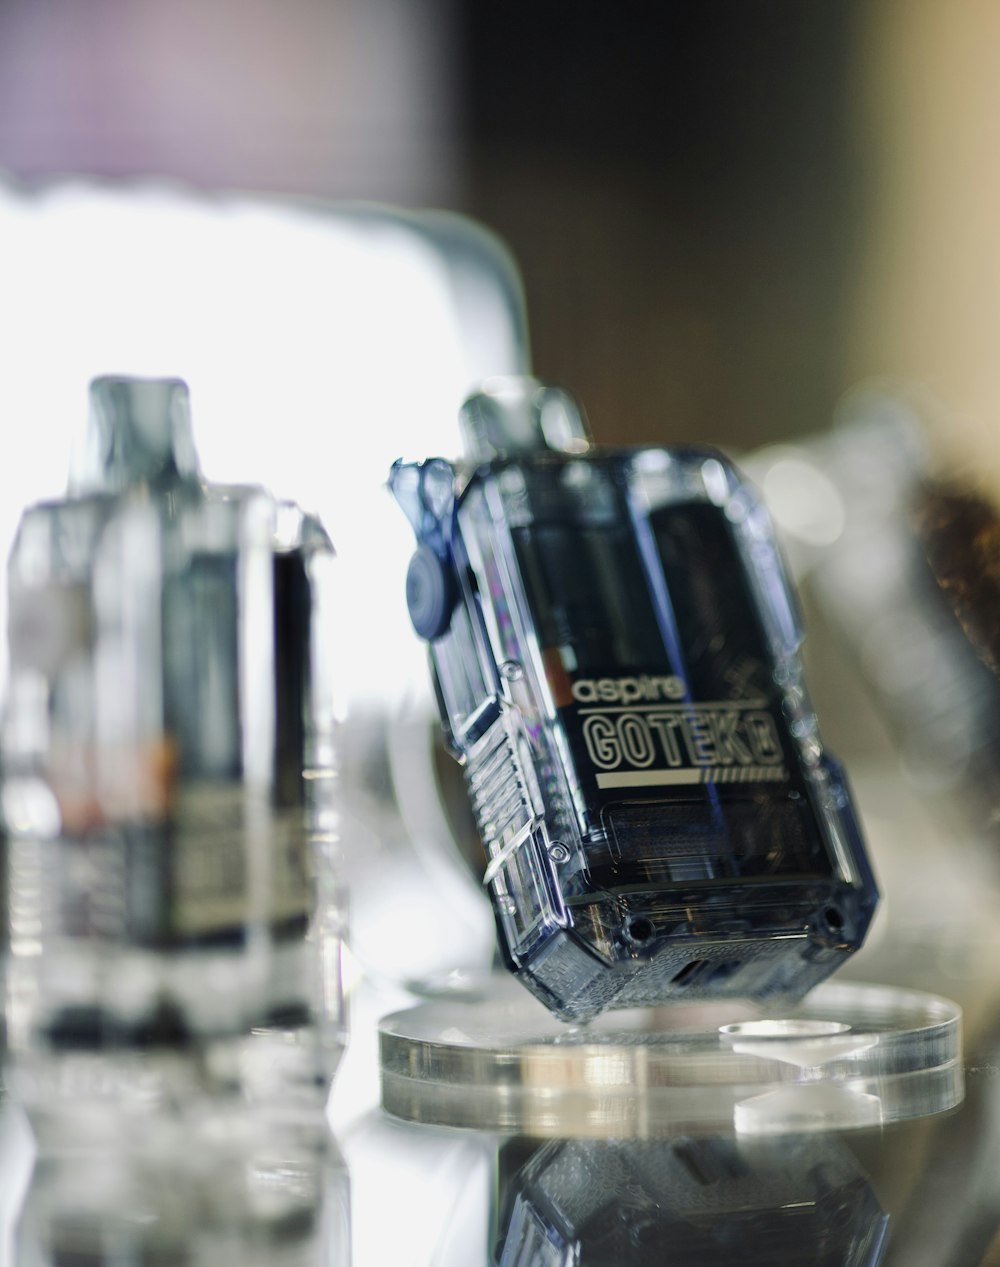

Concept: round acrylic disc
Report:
left=379, top=973, right=963, bottom=1136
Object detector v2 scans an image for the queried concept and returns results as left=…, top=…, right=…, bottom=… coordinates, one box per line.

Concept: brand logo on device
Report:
left=580, top=706, right=784, bottom=772
left=571, top=675, right=685, bottom=705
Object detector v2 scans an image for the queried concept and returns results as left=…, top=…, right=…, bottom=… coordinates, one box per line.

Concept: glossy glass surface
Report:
left=379, top=975, right=962, bottom=1137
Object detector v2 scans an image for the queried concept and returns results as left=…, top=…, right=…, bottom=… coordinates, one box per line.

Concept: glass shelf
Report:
left=379, top=973, right=963, bottom=1136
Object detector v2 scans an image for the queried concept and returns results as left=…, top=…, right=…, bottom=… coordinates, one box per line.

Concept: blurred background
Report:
left=3, top=0, right=999, bottom=765
left=0, top=0, right=995, bottom=476
left=7, top=6, right=1000, bottom=1265
left=3, top=0, right=1000, bottom=1026
left=3, top=0, right=1000, bottom=1057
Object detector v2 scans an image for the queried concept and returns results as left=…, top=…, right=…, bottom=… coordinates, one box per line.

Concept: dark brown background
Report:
left=460, top=1, right=860, bottom=451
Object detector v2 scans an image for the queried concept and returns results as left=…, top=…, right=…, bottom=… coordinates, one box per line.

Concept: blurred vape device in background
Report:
left=390, top=377, right=878, bottom=1022
left=1, top=376, right=343, bottom=1126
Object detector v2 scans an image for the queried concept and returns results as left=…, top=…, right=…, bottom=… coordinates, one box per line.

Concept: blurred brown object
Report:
left=914, top=481, right=1000, bottom=677
left=980, top=1228, right=1000, bottom=1267
left=851, top=1, right=1000, bottom=498
left=463, top=3, right=859, bottom=452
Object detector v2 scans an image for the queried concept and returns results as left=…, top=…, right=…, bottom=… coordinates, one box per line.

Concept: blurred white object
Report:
left=15, top=1111, right=348, bottom=1267
left=0, top=180, right=525, bottom=699
left=3, top=376, right=346, bottom=1128
left=744, top=388, right=1000, bottom=804
left=0, top=178, right=529, bottom=1132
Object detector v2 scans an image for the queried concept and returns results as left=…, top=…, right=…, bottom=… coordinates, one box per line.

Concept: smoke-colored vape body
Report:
left=2, top=377, right=343, bottom=1120
left=391, top=377, right=878, bottom=1021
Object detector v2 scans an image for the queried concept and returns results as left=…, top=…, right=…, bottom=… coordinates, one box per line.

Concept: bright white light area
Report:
left=0, top=177, right=527, bottom=703
left=757, top=447, right=846, bottom=549
left=1, top=777, right=61, bottom=838
left=633, top=447, right=673, bottom=473
left=343, top=1111, right=492, bottom=1267
left=0, top=1107, right=34, bottom=1267
left=0, top=177, right=520, bottom=1062
left=701, top=456, right=731, bottom=506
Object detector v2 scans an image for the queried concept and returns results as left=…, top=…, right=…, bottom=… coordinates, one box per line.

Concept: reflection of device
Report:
left=391, top=377, right=878, bottom=1021
left=495, top=1134, right=888, bottom=1266
left=17, top=1119, right=349, bottom=1267
left=2, top=377, right=342, bottom=1111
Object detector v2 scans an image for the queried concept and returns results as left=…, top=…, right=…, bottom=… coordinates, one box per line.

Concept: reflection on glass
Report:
left=15, top=1115, right=350, bottom=1267
left=494, top=1134, right=888, bottom=1266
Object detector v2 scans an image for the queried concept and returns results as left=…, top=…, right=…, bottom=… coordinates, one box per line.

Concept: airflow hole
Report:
left=624, top=916, right=656, bottom=945
left=670, top=958, right=710, bottom=986
left=669, top=958, right=743, bottom=988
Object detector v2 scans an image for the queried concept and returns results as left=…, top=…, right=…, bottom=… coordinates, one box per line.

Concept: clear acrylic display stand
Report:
left=379, top=973, right=962, bottom=1136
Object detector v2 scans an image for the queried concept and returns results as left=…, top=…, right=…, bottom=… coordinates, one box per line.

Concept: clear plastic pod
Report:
left=2, top=376, right=344, bottom=1128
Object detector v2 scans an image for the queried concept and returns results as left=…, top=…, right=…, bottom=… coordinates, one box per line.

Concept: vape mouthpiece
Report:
left=459, top=375, right=591, bottom=465
left=69, top=375, right=201, bottom=495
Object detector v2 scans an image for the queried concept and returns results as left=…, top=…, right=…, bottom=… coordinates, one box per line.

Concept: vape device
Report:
left=2, top=377, right=343, bottom=1111
left=390, top=377, right=878, bottom=1022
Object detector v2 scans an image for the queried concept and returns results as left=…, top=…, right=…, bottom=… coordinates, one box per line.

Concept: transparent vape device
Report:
left=390, top=377, right=878, bottom=1022
left=2, top=377, right=343, bottom=1115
